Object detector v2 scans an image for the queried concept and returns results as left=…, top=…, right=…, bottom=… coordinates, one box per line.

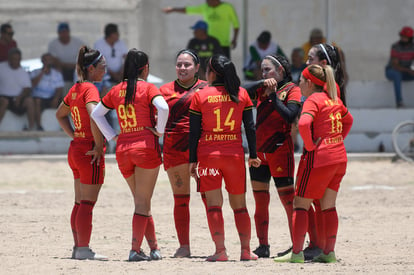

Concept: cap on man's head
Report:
left=191, top=20, right=208, bottom=31
left=400, top=26, right=414, bottom=38
left=57, top=22, right=70, bottom=33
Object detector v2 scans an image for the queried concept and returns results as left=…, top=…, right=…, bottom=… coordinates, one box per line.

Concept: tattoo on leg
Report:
left=174, top=172, right=183, bottom=188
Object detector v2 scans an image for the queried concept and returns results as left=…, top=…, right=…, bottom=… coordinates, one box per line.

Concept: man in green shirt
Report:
left=163, top=0, right=239, bottom=59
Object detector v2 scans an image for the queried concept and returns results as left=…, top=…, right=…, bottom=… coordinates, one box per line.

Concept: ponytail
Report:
left=209, top=54, right=240, bottom=103
left=303, top=64, right=337, bottom=101
left=123, top=49, right=149, bottom=106
left=76, top=45, right=102, bottom=82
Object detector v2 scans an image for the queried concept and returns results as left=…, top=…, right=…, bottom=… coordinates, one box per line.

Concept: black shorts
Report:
left=1, top=96, right=27, bottom=115
left=33, top=97, right=54, bottom=110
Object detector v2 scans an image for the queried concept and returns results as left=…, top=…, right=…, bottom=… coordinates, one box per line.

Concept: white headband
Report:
left=265, top=55, right=282, bottom=68
left=319, top=44, right=332, bottom=65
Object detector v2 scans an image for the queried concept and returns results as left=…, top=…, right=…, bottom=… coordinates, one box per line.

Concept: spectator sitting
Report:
left=187, top=20, right=223, bottom=80
left=30, top=53, right=64, bottom=131
left=385, top=26, right=414, bottom=108
left=0, top=23, right=18, bottom=62
left=290, top=47, right=306, bottom=84
left=48, top=22, right=85, bottom=84
left=94, top=23, right=128, bottom=91
left=243, top=31, right=286, bottom=80
left=0, top=48, right=35, bottom=130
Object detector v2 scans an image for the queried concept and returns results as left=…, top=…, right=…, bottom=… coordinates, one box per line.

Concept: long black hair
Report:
left=123, top=48, right=148, bottom=106
left=76, top=45, right=103, bottom=81
left=314, top=43, right=347, bottom=105
left=208, top=54, right=240, bottom=103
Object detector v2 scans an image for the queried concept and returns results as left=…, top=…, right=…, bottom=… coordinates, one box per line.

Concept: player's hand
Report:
left=189, top=162, right=198, bottom=179
left=86, top=146, right=103, bottom=165
left=231, top=39, right=237, bottom=49
left=146, top=127, right=163, bottom=137
left=263, top=78, right=277, bottom=96
left=248, top=157, right=261, bottom=168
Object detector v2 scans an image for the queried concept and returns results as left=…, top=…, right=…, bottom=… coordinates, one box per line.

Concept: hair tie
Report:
left=302, top=66, right=325, bottom=87
left=86, top=53, right=102, bottom=68
left=180, top=50, right=199, bottom=64
left=138, top=62, right=148, bottom=71
left=319, top=44, right=332, bottom=65
left=209, top=58, right=222, bottom=76
left=265, top=55, right=281, bottom=68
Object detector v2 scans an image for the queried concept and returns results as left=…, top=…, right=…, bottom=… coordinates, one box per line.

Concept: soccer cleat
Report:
left=276, top=246, right=292, bottom=257
left=240, top=249, right=258, bottom=261
left=128, top=249, right=150, bottom=261
left=71, top=246, right=77, bottom=259
left=150, top=249, right=162, bottom=260
left=312, top=251, right=337, bottom=263
left=73, top=247, right=108, bottom=261
left=173, top=245, right=191, bottom=258
left=253, top=244, right=270, bottom=258
left=273, top=251, right=304, bottom=263
left=206, top=250, right=228, bottom=262
left=303, top=246, right=322, bottom=261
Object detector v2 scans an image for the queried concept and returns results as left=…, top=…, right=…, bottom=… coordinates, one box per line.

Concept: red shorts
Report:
left=196, top=154, right=246, bottom=195
left=163, top=148, right=189, bottom=170
left=257, top=146, right=295, bottom=178
left=116, top=147, right=161, bottom=178
left=295, top=160, right=347, bottom=199
left=68, top=140, right=105, bottom=185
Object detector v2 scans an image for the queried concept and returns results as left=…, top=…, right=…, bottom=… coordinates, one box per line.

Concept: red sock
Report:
left=234, top=208, right=251, bottom=250
left=322, top=207, right=338, bottom=254
left=173, top=194, right=190, bottom=246
left=207, top=206, right=225, bottom=252
left=253, top=190, right=270, bottom=246
left=314, top=200, right=326, bottom=249
left=145, top=216, right=158, bottom=250
left=70, top=203, right=80, bottom=246
left=201, top=193, right=208, bottom=212
left=278, top=187, right=294, bottom=241
left=132, top=213, right=149, bottom=252
left=307, top=204, right=318, bottom=248
left=292, top=208, right=308, bottom=254
left=76, top=200, right=95, bottom=247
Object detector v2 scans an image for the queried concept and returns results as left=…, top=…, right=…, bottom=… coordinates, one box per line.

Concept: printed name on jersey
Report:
left=207, top=94, right=231, bottom=103
left=205, top=134, right=238, bottom=141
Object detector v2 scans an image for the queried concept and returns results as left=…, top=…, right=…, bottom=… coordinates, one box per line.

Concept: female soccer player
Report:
left=274, top=64, right=353, bottom=263
left=56, top=46, right=107, bottom=260
left=243, top=55, right=302, bottom=258
left=91, top=49, right=169, bottom=261
left=189, top=54, right=261, bottom=262
left=305, top=43, right=348, bottom=259
left=160, top=49, right=207, bottom=258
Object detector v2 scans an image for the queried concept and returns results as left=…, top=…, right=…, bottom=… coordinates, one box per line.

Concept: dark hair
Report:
left=8, top=47, right=21, bottom=57
left=123, top=48, right=149, bottom=106
left=176, top=49, right=200, bottom=65
left=1, top=23, right=12, bottom=34
left=264, top=54, right=292, bottom=82
left=208, top=54, right=240, bottom=103
left=76, top=46, right=103, bottom=81
left=314, top=43, right=346, bottom=104
left=104, top=23, right=118, bottom=38
left=257, top=31, right=271, bottom=44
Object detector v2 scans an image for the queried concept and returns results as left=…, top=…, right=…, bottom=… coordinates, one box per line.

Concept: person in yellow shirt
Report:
left=163, top=0, right=239, bottom=59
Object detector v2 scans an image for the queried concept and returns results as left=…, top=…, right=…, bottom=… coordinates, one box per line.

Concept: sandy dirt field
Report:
left=0, top=154, right=413, bottom=274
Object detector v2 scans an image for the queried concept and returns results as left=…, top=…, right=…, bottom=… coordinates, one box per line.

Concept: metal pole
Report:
left=242, top=0, right=248, bottom=65
left=325, top=0, right=331, bottom=42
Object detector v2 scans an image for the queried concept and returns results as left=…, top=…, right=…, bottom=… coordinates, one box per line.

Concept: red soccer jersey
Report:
left=255, top=82, right=302, bottom=152
left=299, top=91, right=352, bottom=168
left=63, top=81, right=100, bottom=141
left=160, top=79, right=207, bottom=151
left=101, top=80, right=162, bottom=152
left=189, top=85, right=253, bottom=157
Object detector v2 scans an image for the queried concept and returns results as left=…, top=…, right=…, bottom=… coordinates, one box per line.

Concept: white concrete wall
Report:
left=1, top=0, right=413, bottom=83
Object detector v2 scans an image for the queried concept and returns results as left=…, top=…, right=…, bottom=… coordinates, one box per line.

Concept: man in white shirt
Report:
left=0, top=48, right=35, bottom=130
left=94, top=23, right=128, bottom=91
left=48, top=22, right=85, bottom=83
